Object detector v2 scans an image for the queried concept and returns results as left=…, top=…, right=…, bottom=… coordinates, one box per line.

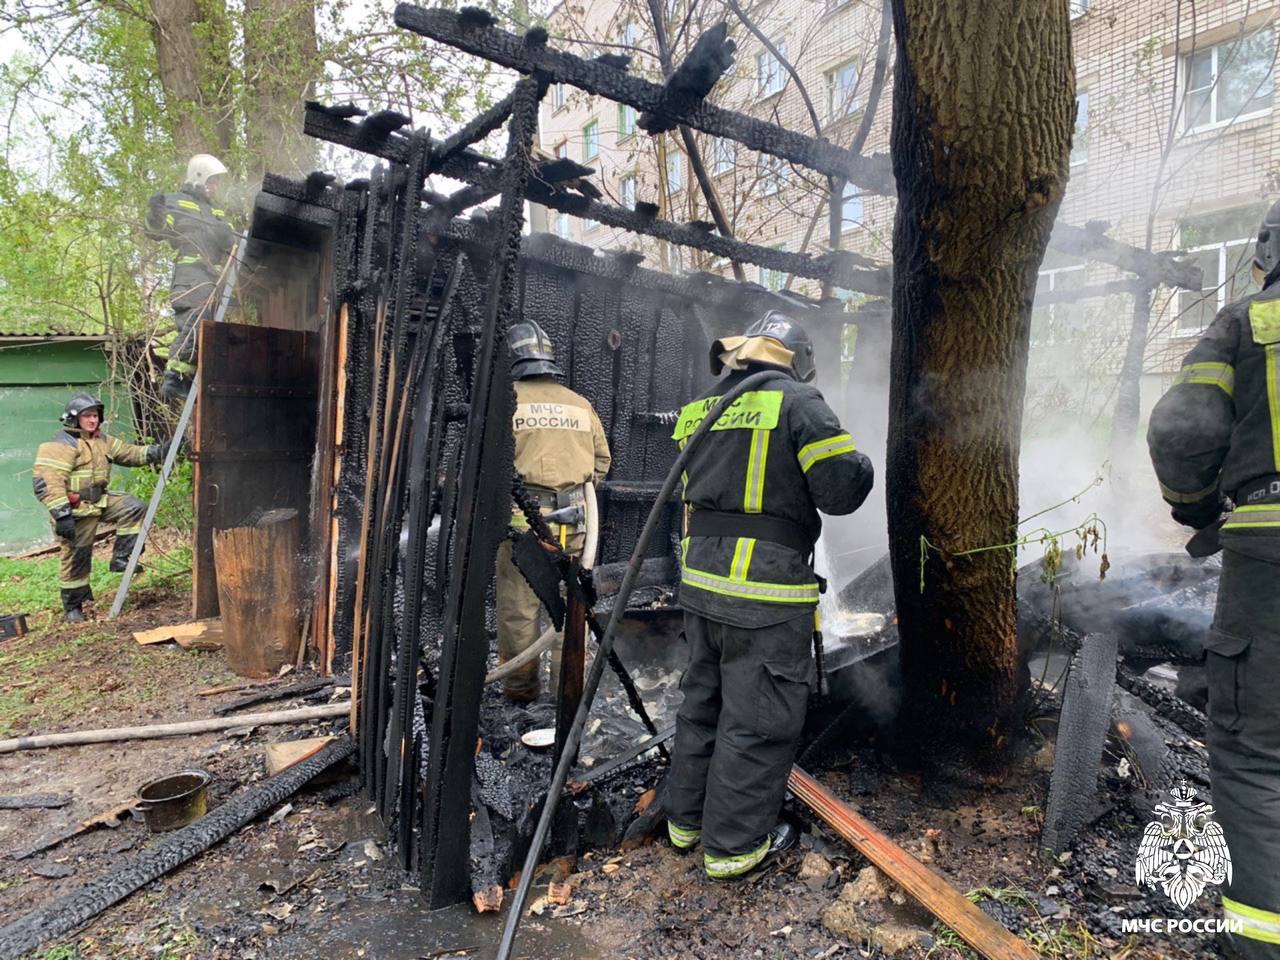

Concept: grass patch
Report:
left=0, top=543, right=193, bottom=618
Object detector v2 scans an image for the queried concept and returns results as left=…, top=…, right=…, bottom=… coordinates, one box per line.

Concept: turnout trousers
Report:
left=57, top=493, right=145, bottom=612
left=667, top=611, right=814, bottom=866
left=1206, top=547, right=1280, bottom=957
left=494, top=528, right=586, bottom=701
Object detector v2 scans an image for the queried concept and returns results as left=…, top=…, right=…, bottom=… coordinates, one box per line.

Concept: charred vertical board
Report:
left=1041, top=631, right=1119, bottom=854
left=419, top=74, right=545, bottom=909
left=554, top=562, right=587, bottom=769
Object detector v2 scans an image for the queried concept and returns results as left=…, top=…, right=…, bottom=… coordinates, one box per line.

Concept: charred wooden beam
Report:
left=392, top=5, right=894, bottom=193
left=419, top=73, right=546, bottom=909
left=1048, top=222, right=1201, bottom=291
left=433, top=91, right=516, bottom=163
left=1032, top=276, right=1150, bottom=306
left=304, top=106, right=890, bottom=295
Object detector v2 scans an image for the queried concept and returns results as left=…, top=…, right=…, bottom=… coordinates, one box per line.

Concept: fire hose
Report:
left=497, top=369, right=783, bottom=960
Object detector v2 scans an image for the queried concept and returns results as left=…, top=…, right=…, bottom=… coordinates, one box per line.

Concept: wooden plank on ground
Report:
left=132, top=619, right=223, bottom=650
left=788, top=766, right=1039, bottom=960
left=265, top=736, right=336, bottom=775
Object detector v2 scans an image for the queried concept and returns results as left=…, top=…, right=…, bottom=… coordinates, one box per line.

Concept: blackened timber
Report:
left=419, top=74, right=544, bottom=909
left=1033, top=276, right=1149, bottom=305
left=393, top=5, right=892, bottom=192
left=1048, top=222, right=1201, bottom=291
left=303, top=107, right=890, bottom=295
left=433, top=91, right=516, bottom=163
left=554, top=563, right=587, bottom=769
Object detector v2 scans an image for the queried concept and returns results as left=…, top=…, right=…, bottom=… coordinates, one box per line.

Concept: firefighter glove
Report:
left=52, top=509, right=76, bottom=541
left=1171, top=496, right=1226, bottom=531
left=146, top=440, right=169, bottom=466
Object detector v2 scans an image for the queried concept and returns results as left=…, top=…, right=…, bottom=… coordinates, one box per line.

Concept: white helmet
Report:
left=186, top=154, right=228, bottom=188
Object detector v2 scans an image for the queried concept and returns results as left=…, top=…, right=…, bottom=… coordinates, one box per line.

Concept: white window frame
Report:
left=840, top=183, right=863, bottom=230
left=620, top=174, right=637, bottom=210
left=666, top=151, right=684, bottom=193
left=622, top=21, right=639, bottom=47
left=554, top=211, right=571, bottom=239
left=758, top=261, right=787, bottom=291
left=1069, top=0, right=1089, bottom=18
left=552, top=83, right=567, bottom=112
left=1070, top=90, right=1089, bottom=166
left=757, top=153, right=787, bottom=196
left=1182, top=30, right=1276, bottom=134
left=555, top=141, right=569, bottom=160
left=756, top=42, right=788, bottom=98
left=712, top=137, right=736, bottom=174
left=1032, top=264, right=1088, bottom=345
left=826, top=61, right=860, bottom=120
left=582, top=120, right=599, bottom=161
left=1178, top=236, right=1254, bottom=334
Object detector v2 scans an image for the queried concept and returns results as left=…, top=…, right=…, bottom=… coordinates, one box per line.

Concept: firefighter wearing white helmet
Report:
left=145, top=154, right=238, bottom=402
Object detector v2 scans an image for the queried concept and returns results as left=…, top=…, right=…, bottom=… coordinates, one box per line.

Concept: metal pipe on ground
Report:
left=0, top=737, right=354, bottom=960
left=497, top=369, right=783, bottom=960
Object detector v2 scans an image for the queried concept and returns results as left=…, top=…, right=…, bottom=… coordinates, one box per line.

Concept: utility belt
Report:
left=524, top=484, right=585, bottom=510
left=1236, top=474, right=1280, bottom=506
left=68, top=485, right=105, bottom=506
left=686, top=508, right=813, bottom=557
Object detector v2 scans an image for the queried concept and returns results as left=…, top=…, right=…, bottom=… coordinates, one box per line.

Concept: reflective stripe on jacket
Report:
left=32, top=429, right=152, bottom=518
left=673, top=367, right=874, bottom=629
left=1148, top=284, right=1280, bottom=557
left=145, top=187, right=237, bottom=296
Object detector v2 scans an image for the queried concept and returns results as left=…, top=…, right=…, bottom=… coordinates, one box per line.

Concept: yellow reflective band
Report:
left=165, top=214, right=175, bottom=228
left=177, top=255, right=202, bottom=264
left=167, top=358, right=197, bottom=375
left=1159, top=479, right=1218, bottom=504
left=60, top=576, right=91, bottom=589
left=743, top=428, right=769, bottom=513
left=212, top=208, right=225, bottom=218
left=509, top=336, right=540, bottom=352
left=729, top=537, right=757, bottom=580
left=45, top=497, right=70, bottom=509
left=117, top=525, right=142, bottom=535
left=34, top=458, right=72, bottom=471
left=1249, top=298, right=1280, bottom=344
left=1224, top=505, right=1280, bottom=529
left=704, top=837, right=770, bottom=879
left=108, top=438, right=123, bottom=455
left=177, top=199, right=201, bottom=211
left=682, top=565, right=819, bottom=603
left=1173, top=362, right=1235, bottom=397
left=672, top=390, right=783, bottom=442
left=1268, top=345, right=1280, bottom=471
left=1223, top=898, right=1280, bottom=944
left=668, top=821, right=701, bottom=849
left=798, top=433, right=856, bottom=473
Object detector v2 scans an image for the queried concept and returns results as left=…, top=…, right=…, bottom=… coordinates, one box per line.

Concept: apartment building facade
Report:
left=538, top=0, right=1278, bottom=428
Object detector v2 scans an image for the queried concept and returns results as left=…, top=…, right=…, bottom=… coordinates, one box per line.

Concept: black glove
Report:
left=146, top=439, right=169, bottom=465
left=1171, top=496, right=1226, bottom=531
left=52, top=510, right=76, bottom=541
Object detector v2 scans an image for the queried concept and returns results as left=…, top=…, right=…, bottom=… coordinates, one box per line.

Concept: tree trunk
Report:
left=148, top=0, right=235, bottom=159
left=886, top=0, right=1074, bottom=776
left=243, top=0, right=320, bottom=179
left=1108, top=281, right=1156, bottom=482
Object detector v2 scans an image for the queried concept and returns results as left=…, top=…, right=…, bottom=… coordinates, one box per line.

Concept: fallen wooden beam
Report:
left=212, top=676, right=335, bottom=715
left=0, top=795, right=72, bottom=811
left=0, top=702, right=350, bottom=754
left=788, top=766, right=1039, bottom=960
left=132, top=619, right=223, bottom=650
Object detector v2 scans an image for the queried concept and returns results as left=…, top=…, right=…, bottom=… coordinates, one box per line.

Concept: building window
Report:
left=759, top=261, right=786, bottom=291
left=840, top=183, right=863, bottom=230
left=556, top=141, right=568, bottom=159
left=1032, top=263, right=1088, bottom=345
left=712, top=137, right=736, bottom=174
left=1070, top=90, right=1089, bottom=166
left=554, top=211, right=571, bottom=239
left=758, top=153, right=788, bottom=195
left=621, top=174, right=637, bottom=209
left=1184, top=29, right=1275, bottom=132
left=1069, top=0, right=1089, bottom=17
left=583, top=120, right=599, bottom=161
left=617, top=103, right=637, bottom=141
left=552, top=83, right=567, bottom=112
left=826, top=61, right=859, bottom=120
left=666, top=151, right=684, bottom=193
left=622, top=21, right=639, bottom=47
left=756, top=42, right=788, bottom=98
left=1177, top=208, right=1262, bottom=333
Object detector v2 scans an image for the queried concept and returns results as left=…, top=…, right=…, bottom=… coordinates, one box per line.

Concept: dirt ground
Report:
left=0, top=568, right=1224, bottom=960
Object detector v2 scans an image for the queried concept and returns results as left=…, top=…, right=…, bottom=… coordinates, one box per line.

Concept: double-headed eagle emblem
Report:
left=1135, top=781, right=1232, bottom=910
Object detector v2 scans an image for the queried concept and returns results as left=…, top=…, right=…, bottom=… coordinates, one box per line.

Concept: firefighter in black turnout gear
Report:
left=145, top=154, right=238, bottom=402
left=1148, top=199, right=1280, bottom=958
left=666, top=311, right=874, bottom=880
left=32, top=394, right=167, bottom=622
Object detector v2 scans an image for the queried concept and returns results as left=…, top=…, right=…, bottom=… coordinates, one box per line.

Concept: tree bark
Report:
left=886, top=0, right=1073, bottom=776
left=148, top=0, right=234, bottom=159
left=243, top=0, right=320, bottom=179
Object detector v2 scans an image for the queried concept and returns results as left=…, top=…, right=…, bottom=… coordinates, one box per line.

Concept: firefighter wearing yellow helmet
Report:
left=145, top=154, right=238, bottom=402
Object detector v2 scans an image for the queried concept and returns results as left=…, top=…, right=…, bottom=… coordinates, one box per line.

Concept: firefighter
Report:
left=1147, top=200, right=1280, bottom=959
left=32, top=394, right=168, bottom=623
left=496, top=320, right=611, bottom=703
left=145, top=154, right=239, bottom=403
left=666, top=310, right=874, bottom=880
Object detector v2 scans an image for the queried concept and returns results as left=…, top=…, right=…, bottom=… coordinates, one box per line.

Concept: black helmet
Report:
left=1255, top=199, right=1280, bottom=288
left=746, top=310, right=817, bottom=382
left=508, top=320, right=562, bottom=379
left=61, top=392, right=105, bottom=429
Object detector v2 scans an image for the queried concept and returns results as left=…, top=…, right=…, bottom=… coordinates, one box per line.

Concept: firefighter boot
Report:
left=704, top=821, right=799, bottom=881
left=61, top=584, right=92, bottom=624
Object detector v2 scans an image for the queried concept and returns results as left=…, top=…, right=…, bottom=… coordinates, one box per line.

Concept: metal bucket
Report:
left=137, top=771, right=210, bottom=832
